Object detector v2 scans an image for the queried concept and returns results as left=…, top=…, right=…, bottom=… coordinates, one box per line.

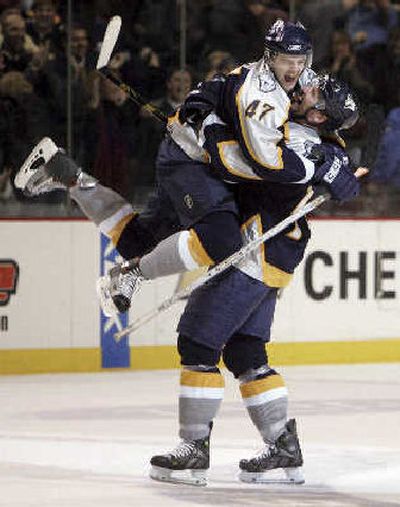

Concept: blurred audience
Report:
left=134, top=67, right=193, bottom=188
left=0, top=0, right=399, bottom=216
left=84, top=72, right=139, bottom=200
left=26, top=0, right=64, bottom=56
left=0, top=10, right=38, bottom=73
left=204, top=50, right=237, bottom=80
left=316, top=29, right=373, bottom=102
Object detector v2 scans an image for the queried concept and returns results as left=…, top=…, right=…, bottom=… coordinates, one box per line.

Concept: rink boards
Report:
left=1, top=218, right=400, bottom=374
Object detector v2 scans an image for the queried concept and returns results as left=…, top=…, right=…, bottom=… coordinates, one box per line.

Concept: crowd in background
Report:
left=0, top=0, right=400, bottom=216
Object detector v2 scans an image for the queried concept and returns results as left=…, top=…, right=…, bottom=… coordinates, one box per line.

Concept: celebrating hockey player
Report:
left=15, top=19, right=363, bottom=486
left=15, top=72, right=362, bottom=486
left=16, top=20, right=358, bottom=316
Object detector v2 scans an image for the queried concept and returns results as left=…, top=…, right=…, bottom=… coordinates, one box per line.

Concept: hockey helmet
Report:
left=313, top=74, right=359, bottom=131
left=264, top=19, right=313, bottom=66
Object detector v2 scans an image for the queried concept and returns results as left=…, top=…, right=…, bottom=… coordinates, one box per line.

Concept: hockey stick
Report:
left=113, top=192, right=327, bottom=341
left=96, top=15, right=206, bottom=161
left=96, top=16, right=168, bottom=123
left=114, top=165, right=369, bottom=341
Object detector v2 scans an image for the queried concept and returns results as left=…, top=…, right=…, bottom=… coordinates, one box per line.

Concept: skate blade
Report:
left=15, top=137, right=58, bottom=190
left=150, top=465, right=207, bottom=486
left=96, top=275, right=119, bottom=318
left=239, top=466, right=304, bottom=485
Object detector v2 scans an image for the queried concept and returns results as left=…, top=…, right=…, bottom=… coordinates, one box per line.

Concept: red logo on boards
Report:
left=0, top=260, right=19, bottom=306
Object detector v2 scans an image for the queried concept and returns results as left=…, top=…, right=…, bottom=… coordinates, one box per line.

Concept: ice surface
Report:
left=0, top=364, right=399, bottom=506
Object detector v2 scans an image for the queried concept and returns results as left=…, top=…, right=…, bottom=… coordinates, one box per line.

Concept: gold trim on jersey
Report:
left=323, top=132, right=346, bottom=148
left=110, top=213, right=137, bottom=246
left=188, top=229, right=214, bottom=267
left=283, top=121, right=290, bottom=142
left=241, top=214, right=293, bottom=288
left=229, top=65, right=243, bottom=75
left=217, top=140, right=262, bottom=180
left=167, top=109, right=180, bottom=126
left=285, top=186, right=313, bottom=242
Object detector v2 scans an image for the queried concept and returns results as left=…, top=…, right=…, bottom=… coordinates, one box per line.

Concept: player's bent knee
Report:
left=178, top=334, right=221, bottom=367
left=192, top=211, right=242, bottom=263
left=222, top=333, right=270, bottom=378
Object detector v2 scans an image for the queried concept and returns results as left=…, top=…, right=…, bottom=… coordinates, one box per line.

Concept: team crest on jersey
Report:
left=258, top=73, right=276, bottom=93
left=0, top=260, right=19, bottom=306
left=345, top=94, right=356, bottom=111
left=184, top=194, right=194, bottom=209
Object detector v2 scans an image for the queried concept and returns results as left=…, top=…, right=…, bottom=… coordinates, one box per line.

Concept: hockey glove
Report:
left=178, top=74, right=226, bottom=126
left=312, top=145, right=360, bottom=202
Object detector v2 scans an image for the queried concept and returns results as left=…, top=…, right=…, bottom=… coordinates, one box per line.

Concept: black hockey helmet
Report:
left=264, top=19, right=313, bottom=66
left=313, top=74, right=359, bottom=131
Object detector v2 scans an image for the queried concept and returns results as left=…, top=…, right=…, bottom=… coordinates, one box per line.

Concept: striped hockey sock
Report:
left=240, top=371, right=288, bottom=443
left=179, top=367, right=224, bottom=441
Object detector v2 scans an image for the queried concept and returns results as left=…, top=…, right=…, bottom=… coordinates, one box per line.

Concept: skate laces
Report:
left=118, top=269, right=142, bottom=299
left=170, top=440, right=197, bottom=460
left=251, top=443, right=277, bottom=463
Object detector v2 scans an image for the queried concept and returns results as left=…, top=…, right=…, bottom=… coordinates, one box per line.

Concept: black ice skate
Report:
left=97, top=259, right=144, bottom=317
left=149, top=431, right=211, bottom=486
left=14, top=137, right=96, bottom=196
left=239, top=419, right=304, bottom=484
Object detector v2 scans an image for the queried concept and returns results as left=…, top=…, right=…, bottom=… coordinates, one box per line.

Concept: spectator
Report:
left=134, top=67, right=193, bottom=187
left=204, top=50, right=237, bottom=80
left=297, top=0, right=344, bottom=68
left=0, top=10, right=38, bottom=74
left=127, top=0, right=179, bottom=68
left=0, top=70, right=53, bottom=201
left=345, top=0, right=398, bottom=51
left=85, top=73, right=139, bottom=200
left=346, top=2, right=399, bottom=105
left=31, top=24, right=96, bottom=163
left=26, top=0, right=64, bottom=60
left=316, top=29, right=373, bottom=102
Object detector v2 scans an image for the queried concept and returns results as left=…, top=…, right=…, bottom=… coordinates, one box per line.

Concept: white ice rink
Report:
left=1, top=364, right=400, bottom=507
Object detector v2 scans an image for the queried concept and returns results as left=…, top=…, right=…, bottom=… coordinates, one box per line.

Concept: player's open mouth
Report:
left=284, top=75, right=297, bottom=86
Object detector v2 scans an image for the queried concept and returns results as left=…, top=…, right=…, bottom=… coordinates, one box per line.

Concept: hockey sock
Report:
left=139, top=229, right=213, bottom=280
left=240, top=371, right=288, bottom=443
left=179, top=367, right=224, bottom=441
left=70, top=184, right=135, bottom=244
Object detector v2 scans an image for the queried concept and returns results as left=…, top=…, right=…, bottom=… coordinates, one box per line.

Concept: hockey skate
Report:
left=238, top=419, right=304, bottom=485
left=149, top=432, right=210, bottom=487
left=97, top=258, right=144, bottom=316
left=14, top=137, right=96, bottom=196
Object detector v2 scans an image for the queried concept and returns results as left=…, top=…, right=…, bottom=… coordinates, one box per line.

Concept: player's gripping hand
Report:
left=178, top=94, right=214, bottom=126
left=178, top=74, right=225, bottom=126
left=311, top=144, right=360, bottom=202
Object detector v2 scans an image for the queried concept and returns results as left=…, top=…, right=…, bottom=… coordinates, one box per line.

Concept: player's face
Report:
left=290, top=85, right=320, bottom=116
left=270, top=54, right=307, bottom=92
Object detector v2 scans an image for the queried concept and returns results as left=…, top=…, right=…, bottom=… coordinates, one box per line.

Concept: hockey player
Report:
left=102, top=19, right=358, bottom=313
left=147, top=75, right=363, bottom=487
left=15, top=20, right=359, bottom=317
left=14, top=74, right=362, bottom=486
